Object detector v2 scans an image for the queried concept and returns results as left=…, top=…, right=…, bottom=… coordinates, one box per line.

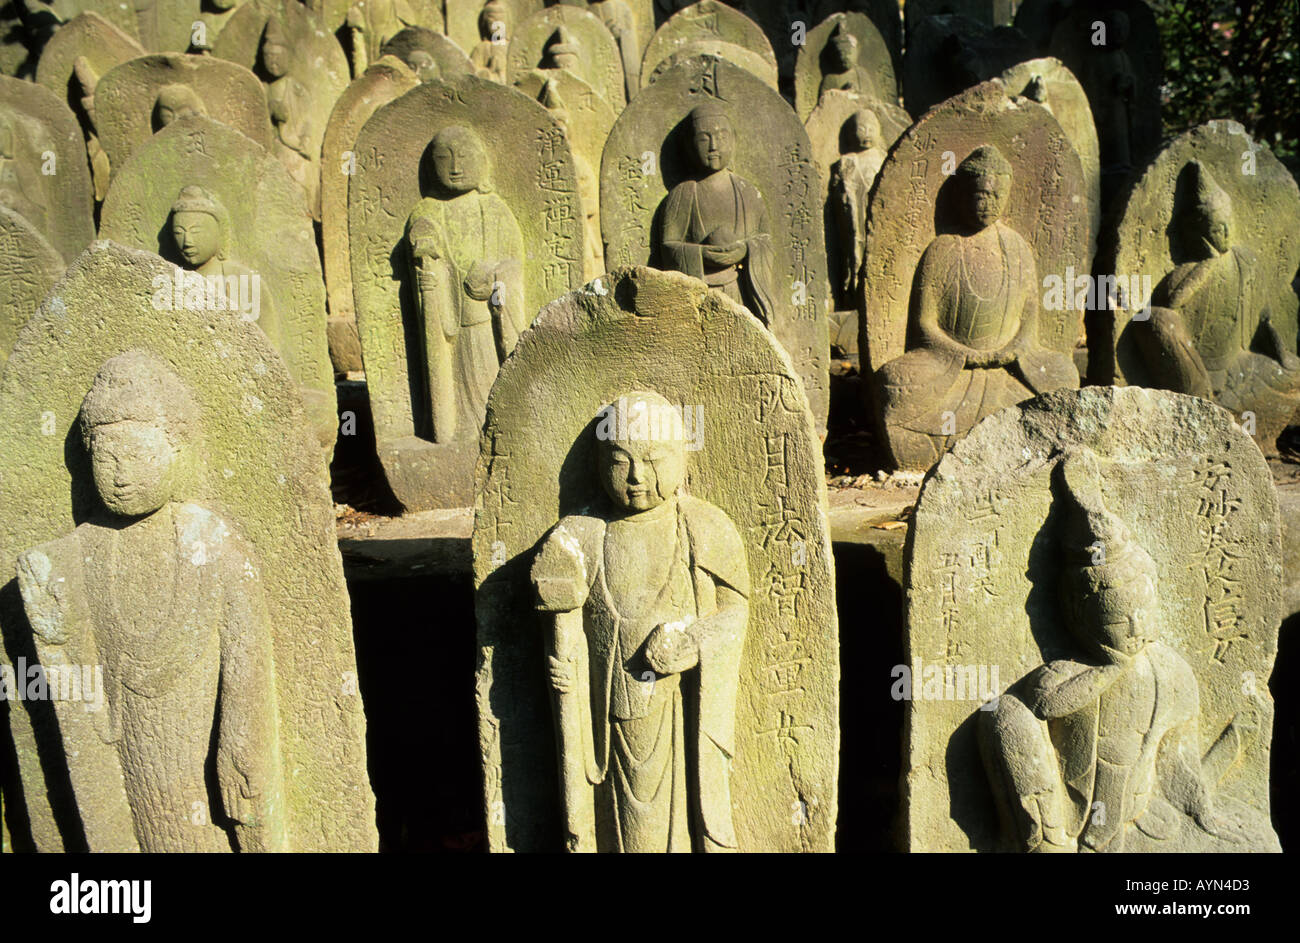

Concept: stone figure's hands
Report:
left=645, top=621, right=699, bottom=675
left=549, top=655, right=576, bottom=694
left=16, top=549, right=72, bottom=644
left=464, top=261, right=495, bottom=300
left=703, top=242, right=746, bottom=267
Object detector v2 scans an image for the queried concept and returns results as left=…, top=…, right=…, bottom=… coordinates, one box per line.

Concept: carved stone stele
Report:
left=0, top=204, right=63, bottom=371
left=0, top=242, right=376, bottom=852
left=507, top=4, right=626, bottom=111
left=641, top=1, right=775, bottom=91
left=474, top=267, right=838, bottom=852
left=906, top=386, right=1281, bottom=852
left=793, top=12, right=897, bottom=122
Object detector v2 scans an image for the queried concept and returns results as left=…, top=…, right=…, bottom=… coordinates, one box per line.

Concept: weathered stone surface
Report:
left=580, top=0, right=655, bottom=100
left=92, top=53, right=273, bottom=182
left=643, top=36, right=776, bottom=90
left=474, top=266, right=839, bottom=852
left=349, top=75, right=582, bottom=510
left=194, top=0, right=254, bottom=52
left=379, top=24, right=475, bottom=80
left=212, top=0, right=350, bottom=218
left=343, top=0, right=441, bottom=75
left=731, top=0, right=902, bottom=90
left=507, top=4, right=626, bottom=111
left=321, top=55, right=419, bottom=373
left=98, top=115, right=337, bottom=452
left=0, top=203, right=63, bottom=370
left=600, top=54, right=830, bottom=434
left=641, top=1, right=774, bottom=89
left=446, top=0, right=541, bottom=79
left=0, top=241, right=376, bottom=852
left=0, top=74, right=94, bottom=262
left=1101, top=121, right=1300, bottom=453
left=906, top=386, right=1282, bottom=852
left=794, top=11, right=897, bottom=122
left=862, top=79, right=1088, bottom=470
left=998, top=56, right=1100, bottom=256
left=901, top=13, right=1033, bottom=118
left=22, top=0, right=199, bottom=51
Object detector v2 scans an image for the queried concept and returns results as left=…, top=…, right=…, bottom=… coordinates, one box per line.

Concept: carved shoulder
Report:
left=679, top=495, right=750, bottom=596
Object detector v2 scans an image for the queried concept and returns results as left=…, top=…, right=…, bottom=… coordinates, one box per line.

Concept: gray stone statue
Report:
left=819, top=20, right=879, bottom=103
left=828, top=108, right=885, bottom=297
left=153, top=83, right=206, bottom=131
left=470, top=0, right=510, bottom=83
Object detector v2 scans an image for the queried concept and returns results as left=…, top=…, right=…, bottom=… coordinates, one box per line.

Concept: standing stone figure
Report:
left=471, top=0, right=510, bottom=83
left=659, top=101, right=776, bottom=325
left=405, top=124, right=526, bottom=443
left=873, top=145, right=1078, bottom=469
left=980, top=450, right=1275, bottom=852
left=818, top=21, right=879, bottom=103
left=0, top=110, right=46, bottom=231
left=1135, top=160, right=1300, bottom=439
left=531, top=390, right=749, bottom=852
left=828, top=108, right=885, bottom=297
left=261, top=17, right=319, bottom=215
left=16, top=351, right=287, bottom=853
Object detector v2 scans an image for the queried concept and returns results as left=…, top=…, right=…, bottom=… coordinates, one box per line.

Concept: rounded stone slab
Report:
left=34, top=12, right=146, bottom=117
left=740, top=0, right=903, bottom=89
left=305, top=0, right=353, bottom=31
left=0, top=241, right=377, bottom=853
left=0, top=75, right=95, bottom=263
left=641, top=1, right=775, bottom=87
left=793, top=11, right=898, bottom=122
left=348, top=75, right=583, bottom=510
left=642, top=37, right=777, bottom=91
left=473, top=266, right=839, bottom=852
left=1104, top=122, right=1300, bottom=428
left=507, top=4, right=626, bottom=111
left=379, top=25, right=475, bottom=78
left=901, top=13, right=1033, bottom=118
left=0, top=204, right=63, bottom=372
left=93, top=53, right=274, bottom=182
left=320, top=55, right=419, bottom=374
left=97, top=114, right=337, bottom=452
left=513, top=65, right=616, bottom=196
left=861, top=78, right=1088, bottom=376
left=905, top=386, right=1282, bottom=852
left=599, top=53, right=830, bottom=434
left=211, top=0, right=349, bottom=96
left=445, top=0, right=542, bottom=58
left=998, top=56, right=1100, bottom=257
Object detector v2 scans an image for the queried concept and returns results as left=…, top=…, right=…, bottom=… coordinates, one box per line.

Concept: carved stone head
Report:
left=596, top=391, right=688, bottom=514
left=170, top=185, right=229, bottom=268
left=429, top=125, right=490, bottom=194
left=407, top=50, right=441, bottom=83
left=480, top=0, right=510, bottom=40
left=687, top=100, right=734, bottom=174
left=543, top=27, right=581, bottom=73
left=261, top=18, right=291, bottom=79
left=154, top=84, right=207, bottom=131
left=79, top=350, right=197, bottom=518
left=847, top=108, right=881, bottom=153
left=829, top=21, right=858, bottom=70
left=1182, top=160, right=1234, bottom=257
left=955, top=145, right=1013, bottom=231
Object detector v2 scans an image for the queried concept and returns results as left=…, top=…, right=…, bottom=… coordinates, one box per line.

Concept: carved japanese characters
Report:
left=475, top=267, right=839, bottom=853
left=794, top=12, right=897, bottom=122
left=349, top=75, right=581, bottom=509
left=0, top=75, right=94, bottom=262
left=0, top=203, right=63, bottom=370
left=1103, top=121, right=1300, bottom=452
left=508, top=4, right=626, bottom=111
left=99, top=115, right=336, bottom=452
left=862, top=80, right=1089, bottom=470
left=906, top=386, right=1282, bottom=853
left=0, top=242, right=376, bottom=852
left=601, top=55, right=830, bottom=433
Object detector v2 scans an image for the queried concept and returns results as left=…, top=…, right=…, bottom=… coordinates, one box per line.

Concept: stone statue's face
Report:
left=408, top=51, right=439, bottom=82
left=600, top=437, right=686, bottom=513
left=172, top=210, right=221, bottom=268
left=263, top=41, right=289, bottom=78
left=1195, top=208, right=1232, bottom=255
left=156, top=91, right=202, bottom=128
left=851, top=113, right=879, bottom=151
left=88, top=419, right=179, bottom=517
left=831, top=32, right=856, bottom=68
left=1073, top=572, right=1159, bottom=660
left=691, top=115, right=734, bottom=173
left=965, top=174, right=1008, bottom=229
left=432, top=134, right=486, bottom=192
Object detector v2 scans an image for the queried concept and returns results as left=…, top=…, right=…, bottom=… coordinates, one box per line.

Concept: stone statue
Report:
left=980, top=449, right=1272, bottom=852
left=828, top=108, right=885, bottom=297
left=531, top=390, right=749, bottom=852
left=406, top=48, right=441, bottom=82
left=873, top=145, right=1078, bottom=469
left=1135, top=160, right=1300, bottom=439
left=818, top=20, right=879, bottom=103
left=16, top=350, right=288, bottom=852
left=261, top=16, right=319, bottom=215
left=169, top=184, right=274, bottom=330
left=541, top=26, right=580, bottom=73
left=659, top=101, right=776, bottom=325
left=405, top=124, right=526, bottom=443
left=588, top=0, right=640, bottom=100
left=470, top=0, right=510, bottom=83
left=347, top=0, right=421, bottom=76
left=152, top=83, right=206, bottom=131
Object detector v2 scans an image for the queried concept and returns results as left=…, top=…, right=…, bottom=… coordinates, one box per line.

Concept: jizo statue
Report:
left=405, top=124, right=526, bottom=444
left=153, top=84, right=206, bottom=131
left=531, top=391, right=750, bottom=852
left=471, top=0, right=510, bottom=83
left=169, top=184, right=273, bottom=329
left=820, top=21, right=878, bottom=103
left=659, top=101, right=776, bottom=326
left=873, top=145, right=1077, bottom=469
left=980, top=450, right=1270, bottom=852
left=829, top=108, right=885, bottom=297
left=16, top=351, right=288, bottom=852
left=261, top=17, right=318, bottom=214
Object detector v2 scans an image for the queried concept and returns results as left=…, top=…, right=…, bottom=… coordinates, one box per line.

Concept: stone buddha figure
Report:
left=659, top=101, right=776, bottom=325
left=260, top=16, right=319, bottom=215
left=819, top=21, right=878, bottom=104
left=405, top=125, right=526, bottom=443
left=980, top=450, right=1273, bottom=853
left=15, top=351, right=287, bottom=852
left=407, top=49, right=442, bottom=83
left=540, top=26, right=584, bottom=80
left=153, top=84, right=207, bottom=132
left=538, top=78, right=603, bottom=279
left=531, top=390, right=750, bottom=852
left=873, top=145, right=1077, bottom=470
left=829, top=108, right=886, bottom=297
left=169, top=185, right=274, bottom=328
left=470, top=0, right=511, bottom=84
left=1136, top=160, right=1300, bottom=444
